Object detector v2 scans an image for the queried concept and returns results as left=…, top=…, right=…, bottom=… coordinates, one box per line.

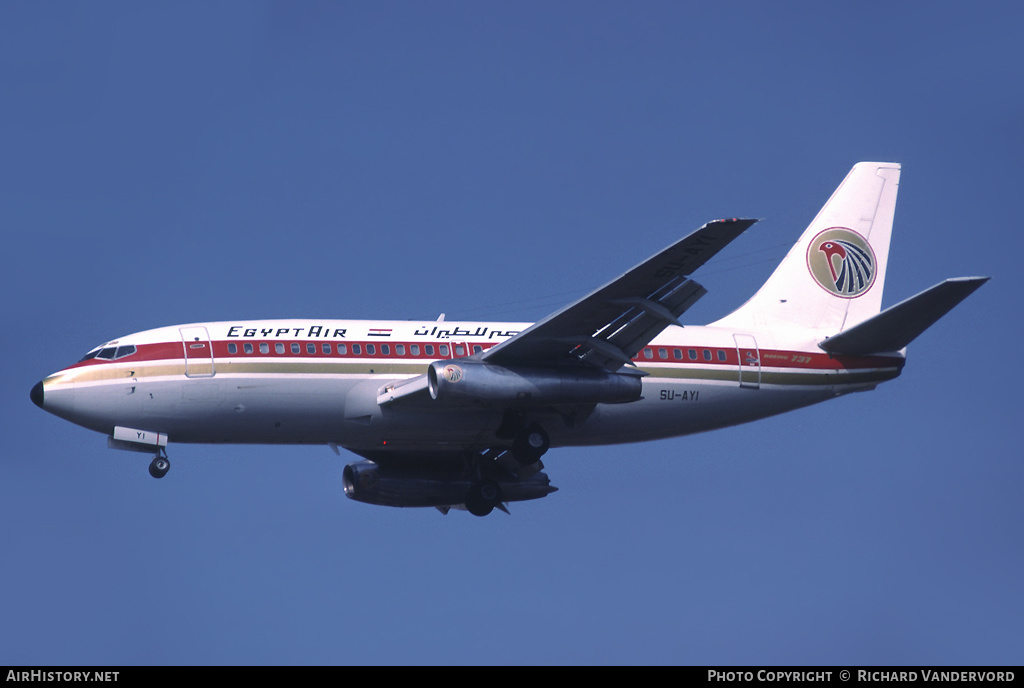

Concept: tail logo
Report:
left=807, top=227, right=876, bottom=298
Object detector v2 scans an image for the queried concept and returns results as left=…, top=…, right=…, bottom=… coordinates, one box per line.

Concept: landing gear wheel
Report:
left=149, top=455, right=170, bottom=479
left=512, top=424, right=549, bottom=465
left=465, top=479, right=502, bottom=517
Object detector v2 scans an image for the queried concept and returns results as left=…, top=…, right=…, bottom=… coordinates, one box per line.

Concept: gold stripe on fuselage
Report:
left=50, top=357, right=899, bottom=389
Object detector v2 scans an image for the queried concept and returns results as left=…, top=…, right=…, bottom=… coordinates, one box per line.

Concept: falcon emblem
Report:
left=807, top=227, right=876, bottom=297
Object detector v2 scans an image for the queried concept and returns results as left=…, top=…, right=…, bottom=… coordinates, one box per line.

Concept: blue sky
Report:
left=3, top=2, right=1021, bottom=665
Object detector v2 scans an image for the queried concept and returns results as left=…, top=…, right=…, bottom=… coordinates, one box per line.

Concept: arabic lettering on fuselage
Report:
left=412, top=325, right=519, bottom=340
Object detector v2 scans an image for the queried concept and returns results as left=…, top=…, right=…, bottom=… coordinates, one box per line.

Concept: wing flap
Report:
left=483, top=218, right=755, bottom=371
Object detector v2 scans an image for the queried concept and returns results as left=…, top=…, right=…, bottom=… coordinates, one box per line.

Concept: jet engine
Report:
left=342, top=460, right=557, bottom=510
left=426, top=360, right=642, bottom=406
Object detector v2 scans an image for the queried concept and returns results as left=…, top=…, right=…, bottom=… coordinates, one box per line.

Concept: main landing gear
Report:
left=460, top=419, right=552, bottom=517
left=465, top=478, right=503, bottom=517
left=497, top=412, right=552, bottom=467
left=148, top=448, right=170, bottom=479
left=512, top=424, right=550, bottom=466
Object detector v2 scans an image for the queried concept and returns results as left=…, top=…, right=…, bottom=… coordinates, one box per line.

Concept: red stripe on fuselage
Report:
left=64, top=339, right=903, bottom=374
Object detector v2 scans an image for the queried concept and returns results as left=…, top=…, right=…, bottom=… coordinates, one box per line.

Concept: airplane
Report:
left=31, top=162, right=988, bottom=516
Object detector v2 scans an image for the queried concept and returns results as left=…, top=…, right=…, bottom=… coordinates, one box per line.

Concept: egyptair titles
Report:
left=224, top=324, right=520, bottom=341
left=227, top=325, right=349, bottom=339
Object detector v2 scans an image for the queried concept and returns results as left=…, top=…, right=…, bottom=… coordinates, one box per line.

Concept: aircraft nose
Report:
left=31, top=380, right=44, bottom=408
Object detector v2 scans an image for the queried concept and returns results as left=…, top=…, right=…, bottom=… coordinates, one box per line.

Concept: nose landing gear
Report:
left=148, top=449, right=170, bottom=479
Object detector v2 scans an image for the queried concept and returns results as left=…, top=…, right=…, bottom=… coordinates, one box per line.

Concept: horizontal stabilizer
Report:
left=819, top=277, right=989, bottom=356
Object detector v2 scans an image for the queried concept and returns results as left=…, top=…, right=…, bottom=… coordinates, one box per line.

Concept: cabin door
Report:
left=180, top=326, right=215, bottom=378
left=733, top=334, right=760, bottom=389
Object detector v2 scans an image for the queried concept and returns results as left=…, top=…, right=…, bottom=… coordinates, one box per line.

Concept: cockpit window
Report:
left=82, top=345, right=136, bottom=362
left=79, top=348, right=101, bottom=362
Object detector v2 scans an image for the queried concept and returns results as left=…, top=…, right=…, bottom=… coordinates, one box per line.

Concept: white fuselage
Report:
left=37, top=318, right=904, bottom=457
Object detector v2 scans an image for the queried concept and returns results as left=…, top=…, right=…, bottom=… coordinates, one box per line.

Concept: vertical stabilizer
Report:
left=712, top=162, right=901, bottom=335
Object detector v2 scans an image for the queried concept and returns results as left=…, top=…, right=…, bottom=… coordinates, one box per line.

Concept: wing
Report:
left=377, top=218, right=756, bottom=406
left=481, top=218, right=757, bottom=372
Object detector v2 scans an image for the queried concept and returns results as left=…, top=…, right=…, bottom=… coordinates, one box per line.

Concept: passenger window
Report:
left=396, top=344, right=406, bottom=356
left=352, top=344, right=361, bottom=355
left=276, top=343, right=285, bottom=354
left=337, top=343, right=347, bottom=355
left=260, top=343, right=269, bottom=354
left=688, top=349, right=697, bottom=360
left=703, top=350, right=712, bottom=361
left=425, top=345, right=434, bottom=356
left=307, top=343, right=316, bottom=354
left=381, top=344, right=390, bottom=355
left=473, top=345, right=482, bottom=354
left=673, top=349, right=682, bottom=360
left=244, top=343, right=253, bottom=354
left=322, top=343, right=331, bottom=354
left=455, top=344, right=465, bottom=356
left=292, top=343, right=301, bottom=354
left=366, top=344, right=376, bottom=355
left=439, top=345, right=449, bottom=357
left=411, top=345, right=421, bottom=356
left=644, top=348, right=653, bottom=359
left=718, top=350, right=727, bottom=362
left=228, top=343, right=237, bottom=355
left=658, top=348, right=668, bottom=360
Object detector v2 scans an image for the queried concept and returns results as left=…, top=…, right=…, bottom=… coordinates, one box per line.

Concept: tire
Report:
left=512, top=424, right=549, bottom=465
left=465, top=479, right=502, bottom=517
left=149, top=456, right=170, bottom=479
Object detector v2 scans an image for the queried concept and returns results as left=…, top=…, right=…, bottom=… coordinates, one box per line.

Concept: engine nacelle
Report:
left=426, top=360, right=642, bottom=407
left=342, top=460, right=556, bottom=509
